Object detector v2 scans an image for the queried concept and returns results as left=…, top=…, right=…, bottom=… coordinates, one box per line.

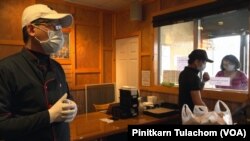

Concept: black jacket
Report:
left=0, top=49, right=71, bottom=141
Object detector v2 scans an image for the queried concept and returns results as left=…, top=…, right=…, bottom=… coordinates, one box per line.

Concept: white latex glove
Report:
left=48, top=93, right=68, bottom=123
left=61, top=99, right=78, bottom=123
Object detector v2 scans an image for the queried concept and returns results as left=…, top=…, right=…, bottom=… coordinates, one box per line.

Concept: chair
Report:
left=93, top=103, right=111, bottom=112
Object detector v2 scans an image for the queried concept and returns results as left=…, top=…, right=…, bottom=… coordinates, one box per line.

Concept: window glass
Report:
left=159, top=21, right=193, bottom=85
left=158, top=9, right=249, bottom=91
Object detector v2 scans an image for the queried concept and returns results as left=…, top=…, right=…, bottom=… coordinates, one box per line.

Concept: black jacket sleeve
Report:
left=53, top=60, right=73, bottom=100
left=0, top=67, right=50, bottom=137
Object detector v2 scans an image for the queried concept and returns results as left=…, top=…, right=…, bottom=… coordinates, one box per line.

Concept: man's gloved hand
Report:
left=48, top=93, right=77, bottom=123
left=61, top=99, right=78, bottom=123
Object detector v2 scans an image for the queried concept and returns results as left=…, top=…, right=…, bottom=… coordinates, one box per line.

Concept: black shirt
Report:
left=0, top=48, right=71, bottom=141
left=178, top=67, right=203, bottom=111
left=29, top=50, right=50, bottom=77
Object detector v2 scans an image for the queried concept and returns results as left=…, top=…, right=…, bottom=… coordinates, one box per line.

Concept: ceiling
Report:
left=64, top=0, right=139, bottom=11
left=201, top=9, right=249, bottom=38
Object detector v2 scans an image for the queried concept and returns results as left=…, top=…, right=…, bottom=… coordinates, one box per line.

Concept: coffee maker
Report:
left=119, top=86, right=139, bottom=118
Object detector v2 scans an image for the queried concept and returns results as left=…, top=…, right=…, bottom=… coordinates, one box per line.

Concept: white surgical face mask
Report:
left=224, top=64, right=235, bottom=71
left=34, top=25, right=64, bottom=54
left=197, top=63, right=206, bottom=72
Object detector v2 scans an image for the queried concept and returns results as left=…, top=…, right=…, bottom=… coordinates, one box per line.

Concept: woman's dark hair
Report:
left=220, top=55, right=240, bottom=70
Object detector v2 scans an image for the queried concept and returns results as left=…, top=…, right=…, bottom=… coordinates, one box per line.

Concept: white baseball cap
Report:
left=22, top=4, right=73, bottom=28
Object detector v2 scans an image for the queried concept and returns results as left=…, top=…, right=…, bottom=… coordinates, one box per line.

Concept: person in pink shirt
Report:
left=215, top=55, right=248, bottom=90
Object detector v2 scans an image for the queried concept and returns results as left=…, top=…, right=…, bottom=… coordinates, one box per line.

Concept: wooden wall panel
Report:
left=141, top=24, right=154, bottom=54
left=115, top=10, right=140, bottom=38
left=103, top=51, right=113, bottom=83
left=140, top=2, right=159, bottom=54
left=103, top=13, right=113, bottom=50
left=103, top=12, right=113, bottom=83
left=0, top=0, right=34, bottom=41
left=141, top=56, right=151, bottom=70
left=75, top=8, right=100, bottom=26
left=0, top=45, right=22, bottom=59
left=75, top=73, right=100, bottom=86
left=115, top=1, right=158, bottom=38
left=143, top=0, right=159, bottom=22
left=35, top=0, right=73, bottom=13
left=75, top=25, right=100, bottom=69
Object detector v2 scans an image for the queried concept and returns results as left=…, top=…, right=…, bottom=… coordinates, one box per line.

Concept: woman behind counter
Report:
left=215, top=55, right=248, bottom=90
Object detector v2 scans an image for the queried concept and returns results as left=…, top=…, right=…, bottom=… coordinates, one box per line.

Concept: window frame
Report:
left=149, top=9, right=250, bottom=103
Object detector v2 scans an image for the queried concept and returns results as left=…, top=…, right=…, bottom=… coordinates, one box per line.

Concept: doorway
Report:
left=115, top=36, right=139, bottom=102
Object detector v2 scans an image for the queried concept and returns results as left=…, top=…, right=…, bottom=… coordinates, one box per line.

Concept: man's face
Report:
left=222, top=60, right=235, bottom=71
left=195, top=60, right=206, bottom=71
left=32, top=19, right=62, bottom=41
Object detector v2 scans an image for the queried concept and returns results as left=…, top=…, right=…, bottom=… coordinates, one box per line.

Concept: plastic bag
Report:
left=182, top=100, right=232, bottom=125
left=214, top=100, right=233, bottom=125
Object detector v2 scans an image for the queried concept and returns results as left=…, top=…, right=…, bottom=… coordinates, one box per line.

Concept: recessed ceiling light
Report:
left=198, top=26, right=203, bottom=30
left=218, top=21, right=223, bottom=25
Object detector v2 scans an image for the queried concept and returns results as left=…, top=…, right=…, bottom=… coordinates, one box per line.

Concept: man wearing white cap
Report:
left=0, top=4, right=77, bottom=141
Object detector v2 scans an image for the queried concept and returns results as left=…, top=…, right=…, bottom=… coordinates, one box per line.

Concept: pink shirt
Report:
left=215, top=70, right=248, bottom=90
